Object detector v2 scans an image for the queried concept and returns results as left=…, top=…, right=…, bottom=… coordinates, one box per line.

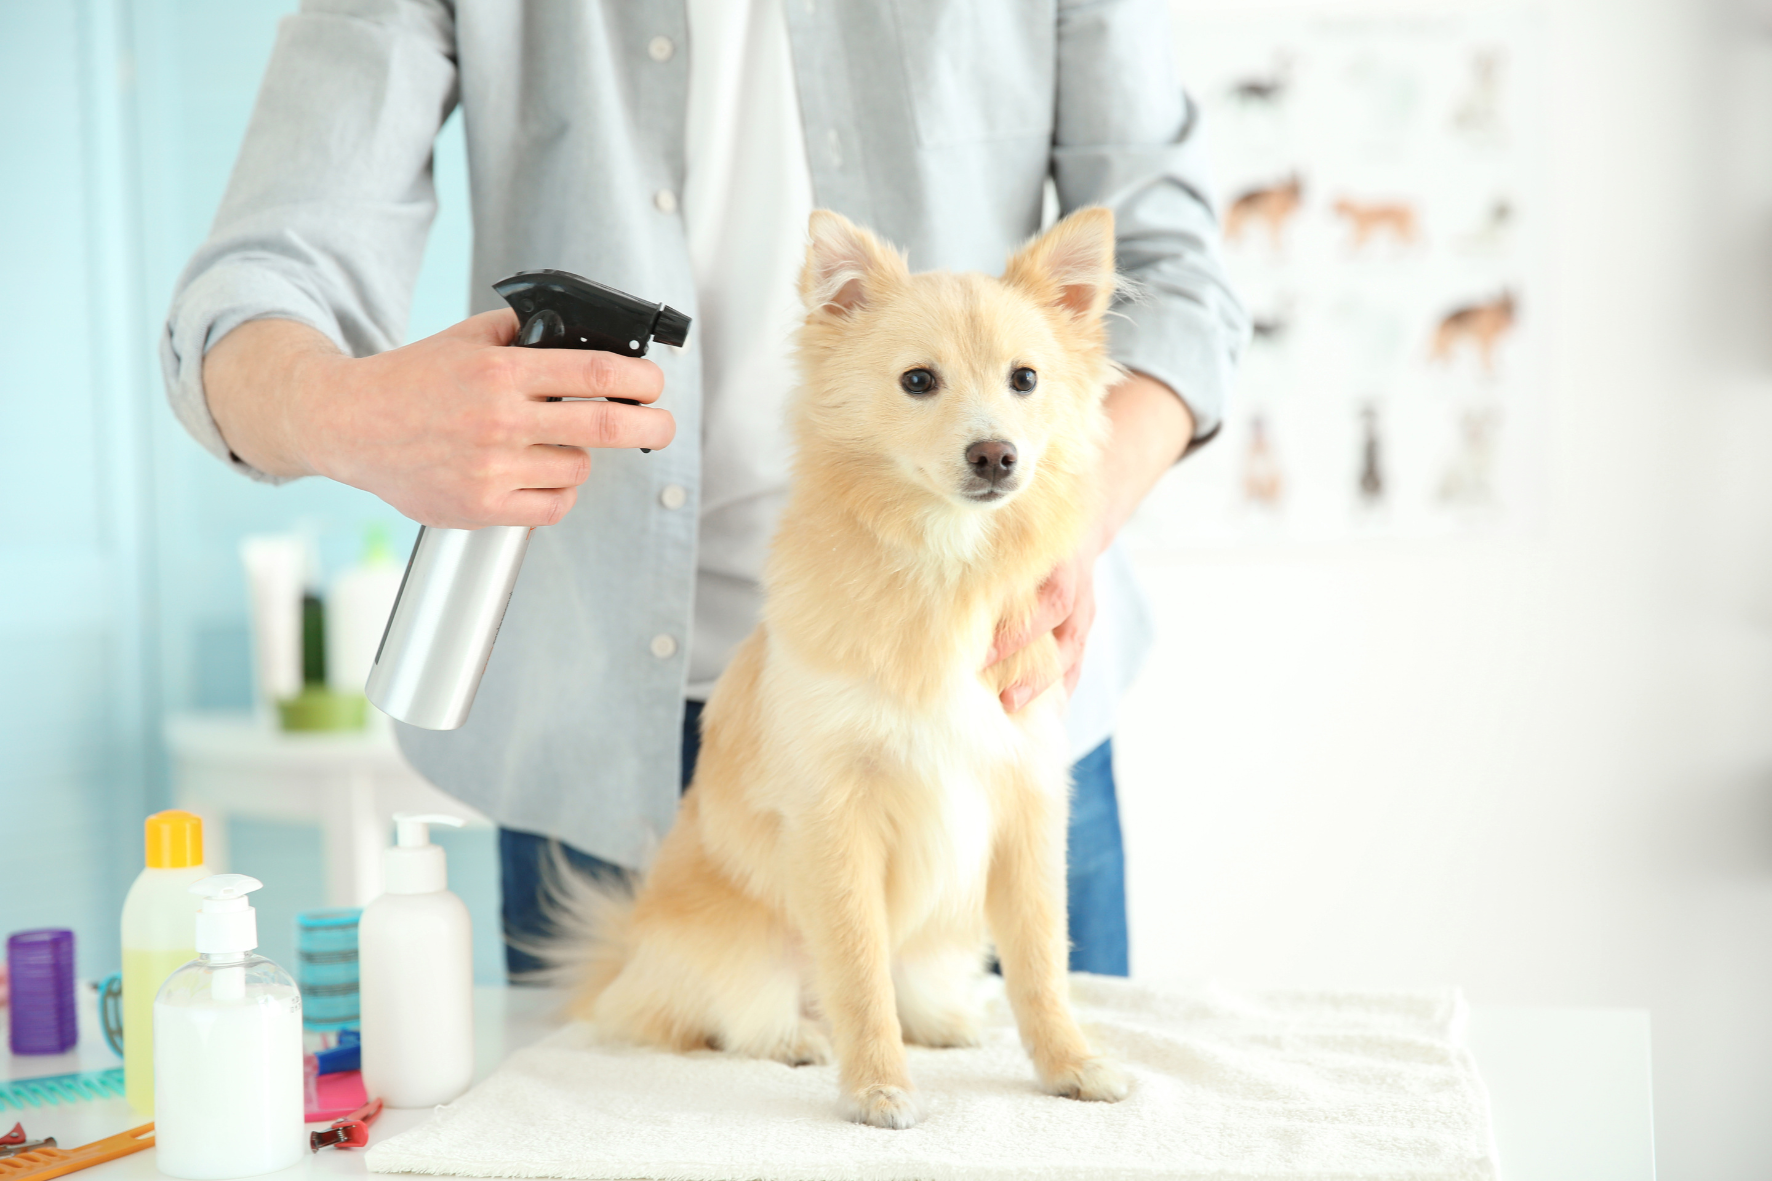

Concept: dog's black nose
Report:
left=965, top=439, right=1018, bottom=484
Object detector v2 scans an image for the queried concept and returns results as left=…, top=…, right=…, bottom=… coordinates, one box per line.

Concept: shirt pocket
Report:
left=891, top=0, right=1056, bottom=148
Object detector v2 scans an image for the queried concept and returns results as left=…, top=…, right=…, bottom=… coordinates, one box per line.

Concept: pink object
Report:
left=303, top=1069, right=368, bottom=1123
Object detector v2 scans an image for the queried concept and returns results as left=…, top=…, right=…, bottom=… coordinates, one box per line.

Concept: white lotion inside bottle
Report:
left=154, top=874, right=305, bottom=1180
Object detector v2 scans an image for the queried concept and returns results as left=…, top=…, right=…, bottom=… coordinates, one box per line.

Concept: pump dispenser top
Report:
left=383, top=813, right=462, bottom=895
left=190, top=874, right=262, bottom=956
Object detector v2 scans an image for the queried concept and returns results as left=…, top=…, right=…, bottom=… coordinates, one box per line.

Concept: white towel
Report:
left=367, top=975, right=1498, bottom=1181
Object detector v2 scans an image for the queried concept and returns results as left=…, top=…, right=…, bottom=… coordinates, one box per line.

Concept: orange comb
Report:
left=0, top=1124, right=153, bottom=1181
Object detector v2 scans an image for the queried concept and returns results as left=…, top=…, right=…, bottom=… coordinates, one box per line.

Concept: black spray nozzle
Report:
left=492, top=269, right=691, bottom=358
left=650, top=305, right=690, bottom=348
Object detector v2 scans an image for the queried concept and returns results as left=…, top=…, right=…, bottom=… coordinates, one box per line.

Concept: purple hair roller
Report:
left=7, top=928, right=77, bottom=1055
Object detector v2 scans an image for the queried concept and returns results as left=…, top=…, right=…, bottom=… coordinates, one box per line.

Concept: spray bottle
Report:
left=364, top=272, right=690, bottom=730
left=154, top=875, right=304, bottom=1180
left=359, top=813, right=474, bottom=1107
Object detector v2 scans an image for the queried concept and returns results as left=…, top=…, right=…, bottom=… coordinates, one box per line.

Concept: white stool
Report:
left=165, top=712, right=490, bottom=907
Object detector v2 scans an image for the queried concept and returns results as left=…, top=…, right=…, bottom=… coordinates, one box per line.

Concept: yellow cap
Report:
left=145, top=810, right=204, bottom=869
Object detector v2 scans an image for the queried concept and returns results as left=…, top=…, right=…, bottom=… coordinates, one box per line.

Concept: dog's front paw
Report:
left=843, top=1084, right=920, bottom=1129
left=1042, top=1055, right=1130, bottom=1103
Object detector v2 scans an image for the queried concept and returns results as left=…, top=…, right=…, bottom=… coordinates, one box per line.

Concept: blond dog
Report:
left=551, top=208, right=1131, bottom=1129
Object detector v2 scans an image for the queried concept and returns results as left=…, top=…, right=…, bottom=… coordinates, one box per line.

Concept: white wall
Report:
left=1122, top=1, right=1766, bottom=1175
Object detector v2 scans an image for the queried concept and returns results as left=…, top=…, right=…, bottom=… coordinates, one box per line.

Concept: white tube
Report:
left=239, top=535, right=306, bottom=720
left=326, top=536, right=405, bottom=698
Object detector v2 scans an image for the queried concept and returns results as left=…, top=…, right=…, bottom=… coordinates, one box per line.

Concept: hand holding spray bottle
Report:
left=365, top=272, right=690, bottom=730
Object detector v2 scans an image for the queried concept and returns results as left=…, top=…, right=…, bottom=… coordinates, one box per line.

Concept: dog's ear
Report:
left=801, top=210, right=906, bottom=318
left=1004, top=207, right=1117, bottom=322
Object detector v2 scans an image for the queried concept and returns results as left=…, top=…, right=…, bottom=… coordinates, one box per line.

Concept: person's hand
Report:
left=986, top=549, right=1098, bottom=713
left=204, top=311, right=676, bottom=528
left=981, top=370, right=1196, bottom=715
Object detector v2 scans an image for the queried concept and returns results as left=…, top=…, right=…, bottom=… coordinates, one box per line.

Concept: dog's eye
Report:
left=1010, top=367, right=1038, bottom=394
left=900, top=368, right=937, bottom=396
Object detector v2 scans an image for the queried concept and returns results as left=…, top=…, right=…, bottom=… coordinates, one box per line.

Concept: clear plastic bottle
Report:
left=154, top=875, right=305, bottom=1180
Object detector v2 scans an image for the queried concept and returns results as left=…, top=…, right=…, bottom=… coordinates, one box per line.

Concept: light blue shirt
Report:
left=161, top=0, right=1248, bottom=869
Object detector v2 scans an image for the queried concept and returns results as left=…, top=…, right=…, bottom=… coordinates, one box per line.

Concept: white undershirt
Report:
left=682, top=0, right=815, bottom=699
left=675, top=3, right=1133, bottom=762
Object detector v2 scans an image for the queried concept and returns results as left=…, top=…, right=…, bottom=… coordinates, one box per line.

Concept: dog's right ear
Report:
left=801, top=210, right=906, bottom=318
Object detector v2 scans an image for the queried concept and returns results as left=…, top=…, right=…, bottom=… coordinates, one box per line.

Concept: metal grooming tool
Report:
left=310, top=1097, right=383, bottom=1152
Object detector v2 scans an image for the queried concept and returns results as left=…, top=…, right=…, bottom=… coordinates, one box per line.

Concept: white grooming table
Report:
left=5, top=988, right=1654, bottom=1181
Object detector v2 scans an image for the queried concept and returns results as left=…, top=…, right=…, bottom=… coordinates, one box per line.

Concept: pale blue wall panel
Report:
left=0, top=2, right=148, bottom=982
left=0, top=2, right=102, bottom=549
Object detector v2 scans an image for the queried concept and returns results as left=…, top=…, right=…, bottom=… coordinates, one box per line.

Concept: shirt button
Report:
left=654, top=189, right=678, bottom=214
left=650, top=634, right=678, bottom=660
left=648, top=35, right=674, bottom=62
left=659, top=484, right=687, bottom=510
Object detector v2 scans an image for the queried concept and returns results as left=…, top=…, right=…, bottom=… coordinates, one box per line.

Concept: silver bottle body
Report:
left=364, top=525, right=531, bottom=730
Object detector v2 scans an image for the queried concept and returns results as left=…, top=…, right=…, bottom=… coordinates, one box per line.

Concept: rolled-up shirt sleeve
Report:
left=160, top=0, right=458, bottom=482
left=1052, top=0, right=1249, bottom=452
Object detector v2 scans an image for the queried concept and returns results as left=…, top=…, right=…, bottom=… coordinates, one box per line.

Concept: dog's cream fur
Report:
left=558, top=208, right=1129, bottom=1129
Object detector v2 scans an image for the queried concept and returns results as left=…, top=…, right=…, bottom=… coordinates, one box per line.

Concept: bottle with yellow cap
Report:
left=121, top=809, right=208, bottom=1114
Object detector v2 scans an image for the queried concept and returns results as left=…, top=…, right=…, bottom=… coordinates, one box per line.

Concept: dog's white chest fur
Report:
left=764, top=643, right=1064, bottom=943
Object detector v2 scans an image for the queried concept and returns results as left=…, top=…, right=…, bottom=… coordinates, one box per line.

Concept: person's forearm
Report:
left=205, top=318, right=348, bottom=479
left=1085, top=370, right=1195, bottom=555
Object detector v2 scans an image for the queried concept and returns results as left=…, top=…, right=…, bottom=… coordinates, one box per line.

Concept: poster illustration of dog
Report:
left=1125, top=6, right=1542, bottom=548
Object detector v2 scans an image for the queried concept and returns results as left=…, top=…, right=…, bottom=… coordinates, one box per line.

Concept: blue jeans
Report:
left=501, top=701, right=1129, bottom=977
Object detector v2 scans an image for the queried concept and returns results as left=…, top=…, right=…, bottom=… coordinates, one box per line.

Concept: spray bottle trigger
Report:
left=517, top=308, right=567, bottom=348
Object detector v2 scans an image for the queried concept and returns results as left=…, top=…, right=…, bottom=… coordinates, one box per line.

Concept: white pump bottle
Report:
left=359, top=813, right=475, bottom=1107
left=153, top=874, right=304, bottom=1180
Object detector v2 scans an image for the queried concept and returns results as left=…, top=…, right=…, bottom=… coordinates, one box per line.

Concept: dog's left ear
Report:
left=1004, top=207, right=1117, bottom=322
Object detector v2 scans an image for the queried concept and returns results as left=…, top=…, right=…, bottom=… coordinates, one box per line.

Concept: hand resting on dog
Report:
left=987, top=370, right=1195, bottom=712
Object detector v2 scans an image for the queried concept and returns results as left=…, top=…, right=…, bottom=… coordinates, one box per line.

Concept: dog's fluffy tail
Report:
left=506, top=841, right=639, bottom=1018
